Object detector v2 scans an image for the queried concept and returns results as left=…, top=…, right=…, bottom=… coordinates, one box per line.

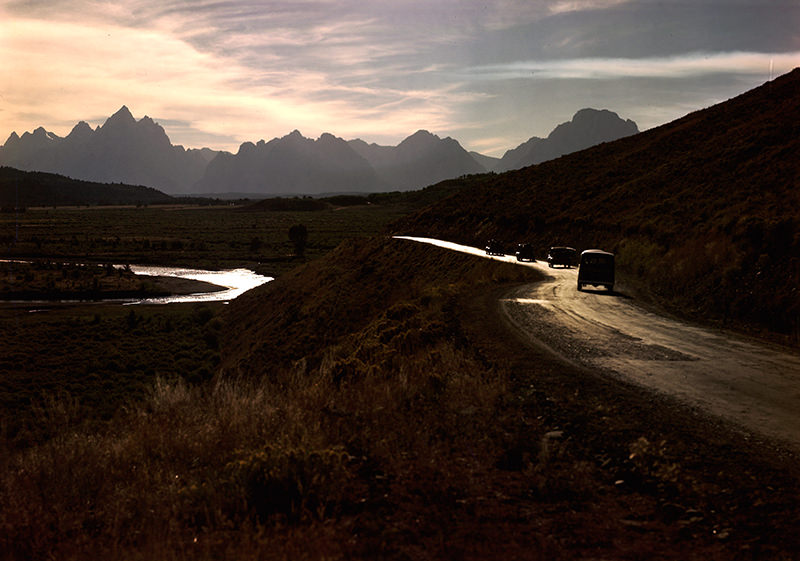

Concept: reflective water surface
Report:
left=128, top=266, right=273, bottom=304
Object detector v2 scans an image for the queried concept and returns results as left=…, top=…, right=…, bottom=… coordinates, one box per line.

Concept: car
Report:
left=485, top=239, right=505, bottom=256
left=515, top=243, right=536, bottom=262
left=547, top=246, right=576, bottom=268
left=577, top=249, right=615, bottom=291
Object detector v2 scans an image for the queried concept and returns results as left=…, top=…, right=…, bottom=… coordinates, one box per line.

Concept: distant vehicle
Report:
left=515, top=243, right=536, bottom=262
left=577, top=249, right=615, bottom=291
left=485, top=239, right=505, bottom=256
left=547, top=246, right=576, bottom=268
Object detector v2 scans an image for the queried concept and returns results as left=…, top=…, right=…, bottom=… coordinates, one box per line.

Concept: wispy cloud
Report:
left=465, top=52, right=800, bottom=81
left=548, top=0, right=631, bottom=15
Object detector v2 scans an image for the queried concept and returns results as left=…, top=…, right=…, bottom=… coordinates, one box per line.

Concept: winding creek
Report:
left=127, top=265, right=273, bottom=305
left=1, top=260, right=273, bottom=305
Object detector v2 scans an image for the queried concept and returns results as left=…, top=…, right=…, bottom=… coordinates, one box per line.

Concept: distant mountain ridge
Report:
left=196, top=131, right=384, bottom=195
left=0, top=106, right=216, bottom=193
left=349, top=130, right=486, bottom=190
left=495, top=108, right=638, bottom=172
left=1, top=106, right=638, bottom=195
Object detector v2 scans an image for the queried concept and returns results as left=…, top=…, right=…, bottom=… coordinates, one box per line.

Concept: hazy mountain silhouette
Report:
left=494, top=108, right=639, bottom=172
left=349, top=130, right=486, bottom=190
left=469, top=151, right=501, bottom=171
left=0, top=107, right=219, bottom=193
left=2, top=106, right=638, bottom=195
left=195, top=131, right=384, bottom=195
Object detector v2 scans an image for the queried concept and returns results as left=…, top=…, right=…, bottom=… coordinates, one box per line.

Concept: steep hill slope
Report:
left=395, top=69, right=800, bottom=339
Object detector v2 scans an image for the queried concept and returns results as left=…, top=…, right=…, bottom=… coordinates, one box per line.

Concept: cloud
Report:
left=465, top=52, right=800, bottom=81
left=548, top=0, right=631, bottom=15
left=0, top=11, right=469, bottom=149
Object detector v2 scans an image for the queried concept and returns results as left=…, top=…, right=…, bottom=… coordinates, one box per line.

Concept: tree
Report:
left=288, top=224, right=308, bottom=257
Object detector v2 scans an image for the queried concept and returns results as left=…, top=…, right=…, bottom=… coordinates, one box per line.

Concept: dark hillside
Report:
left=222, top=235, right=540, bottom=376
left=0, top=167, right=174, bottom=207
left=395, top=69, right=800, bottom=341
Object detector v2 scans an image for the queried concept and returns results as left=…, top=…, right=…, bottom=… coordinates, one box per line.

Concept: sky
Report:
left=1, top=0, right=798, bottom=157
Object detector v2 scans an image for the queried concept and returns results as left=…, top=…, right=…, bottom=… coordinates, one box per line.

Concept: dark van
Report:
left=577, top=249, right=615, bottom=291
left=547, top=246, right=576, bottom=268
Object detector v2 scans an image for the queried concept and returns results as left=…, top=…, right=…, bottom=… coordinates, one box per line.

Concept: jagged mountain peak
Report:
left=104, top=105, right=136, bottom=127
left=402, top=130, right=439, bottom=143
left=495, top=107, right=639, bottom=172
left=549, top=108, right=638, bottom=140
left=1, top=102, right=640, bottom=195
left=237, top=141, right=258, bottom=155
left=66, top=121, right=94, bottom=141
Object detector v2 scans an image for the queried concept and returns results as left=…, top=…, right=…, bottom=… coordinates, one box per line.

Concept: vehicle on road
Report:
left=547, top=246, right=576, bottom=268
left=515, top=243, right=536, bottom=262
left=577, top=249, right=615, bottom=291
left=485, top=239, right=505, bottom=256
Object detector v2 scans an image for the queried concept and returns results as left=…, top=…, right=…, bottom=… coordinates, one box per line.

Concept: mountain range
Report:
left=0, top=107, right=638, bottom=196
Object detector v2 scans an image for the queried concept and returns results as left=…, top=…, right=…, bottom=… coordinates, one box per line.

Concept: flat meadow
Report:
left=0, top=199, right=413, bottom=441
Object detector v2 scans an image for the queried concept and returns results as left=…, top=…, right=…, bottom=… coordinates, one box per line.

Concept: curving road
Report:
left=396, top=237, right=800, bottom=451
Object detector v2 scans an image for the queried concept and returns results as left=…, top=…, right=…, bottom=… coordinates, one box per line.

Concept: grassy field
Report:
left=0, top=200, right=414, bottom=444
left=0, top=200, right=414, bottom=278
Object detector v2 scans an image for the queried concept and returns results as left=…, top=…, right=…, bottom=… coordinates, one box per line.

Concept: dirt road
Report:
left=396, top=237, right=800, bottom=451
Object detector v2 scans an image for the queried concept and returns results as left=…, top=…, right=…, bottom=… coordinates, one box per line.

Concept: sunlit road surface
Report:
left=395, top=236, right=800, bottom=451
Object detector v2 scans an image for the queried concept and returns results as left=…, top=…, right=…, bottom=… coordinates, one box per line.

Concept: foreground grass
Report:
left=0, top=303, right=225, bottom=444
left=0, top=263, right=526, bottom=559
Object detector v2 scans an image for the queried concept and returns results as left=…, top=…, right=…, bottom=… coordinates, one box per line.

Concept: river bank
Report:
left=0, top=260, right=269, bottom=304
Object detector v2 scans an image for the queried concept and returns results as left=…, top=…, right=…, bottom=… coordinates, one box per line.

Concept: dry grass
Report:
left=0, top=291, right=518, bottom=560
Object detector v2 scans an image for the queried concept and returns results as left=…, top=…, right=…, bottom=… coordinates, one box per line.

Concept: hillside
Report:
left=217, top=237, right=800, bottom=559
left=395, top=69, right=800, bottom=340
left=207, top=71, right=800, bottom=558
left=0, top=166, right=174, bottom=207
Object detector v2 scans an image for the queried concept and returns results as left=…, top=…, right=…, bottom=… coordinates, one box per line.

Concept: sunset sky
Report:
left=1, top=0, right=798, bottom=156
